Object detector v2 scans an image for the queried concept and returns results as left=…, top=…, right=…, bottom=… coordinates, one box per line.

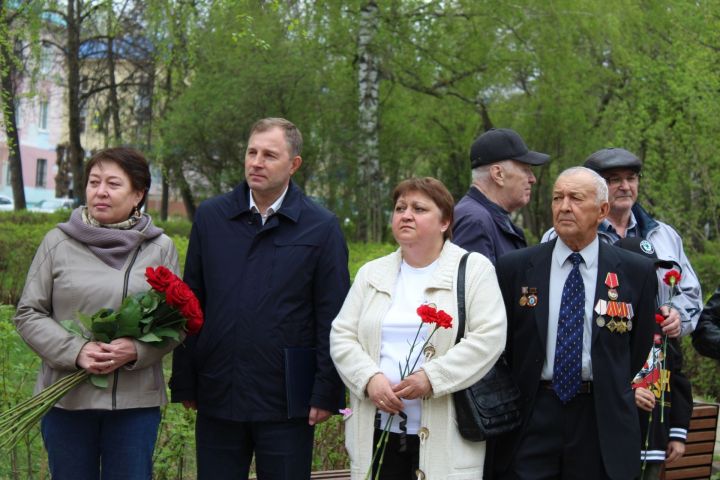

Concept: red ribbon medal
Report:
left=605, top=272, right=619, bottom=300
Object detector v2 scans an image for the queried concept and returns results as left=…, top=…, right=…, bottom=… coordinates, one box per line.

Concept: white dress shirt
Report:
left=542, top=237, right=599, bottom=381
left=249, top=186, right=289, bottom=224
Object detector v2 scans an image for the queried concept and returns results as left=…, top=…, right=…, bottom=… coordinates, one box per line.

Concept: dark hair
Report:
left=249, top=118, right=303, bottom=158
left=392, top=177, right=455, bottom=240
left=84, top=147, right=151, bottom=209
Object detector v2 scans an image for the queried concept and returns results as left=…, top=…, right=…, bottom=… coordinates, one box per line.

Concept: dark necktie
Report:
left=553, top=252, right=585, bottom=404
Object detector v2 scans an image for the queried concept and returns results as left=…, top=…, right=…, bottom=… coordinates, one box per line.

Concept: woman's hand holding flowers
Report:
left=77, top=338, right=138, bottom=374
left=393, top=370, right=432, bottom=400
left=367, top=373, right=404, bottom=414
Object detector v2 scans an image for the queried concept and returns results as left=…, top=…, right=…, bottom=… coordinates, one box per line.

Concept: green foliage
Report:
left=348, top=242, right=396, bottom=280
left=687, top=240, right=720, bottom=298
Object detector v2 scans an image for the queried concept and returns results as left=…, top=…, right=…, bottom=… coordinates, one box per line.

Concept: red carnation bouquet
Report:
left=0, top=266, right=203, bottom=449
left=370, top=303, right=452, bottom=480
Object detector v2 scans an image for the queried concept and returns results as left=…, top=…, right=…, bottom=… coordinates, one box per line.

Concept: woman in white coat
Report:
left=331, top=177, right=506, bottom=479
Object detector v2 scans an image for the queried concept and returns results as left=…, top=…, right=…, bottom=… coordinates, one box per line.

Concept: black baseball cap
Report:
left=584, top=148, right=642, bottom=173
left=469, top=128, right=550, bottom=169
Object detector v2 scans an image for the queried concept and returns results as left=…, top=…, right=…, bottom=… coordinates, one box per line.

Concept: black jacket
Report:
left=494, top=240, right=656, bottom=480
left=170, top=181, right=350, bottom=421
left=693, top=285, right=720, bottom=359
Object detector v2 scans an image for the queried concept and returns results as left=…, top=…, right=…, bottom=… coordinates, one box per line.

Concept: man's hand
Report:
left=634, top=387, right=655, bottom=412
left=182, top=400, right=197, bottom=410
left=659, top=305, right=682, bottom=338
left=666, top=440, right=685, bottom=464
left=308, top=407, right=332, bottom=426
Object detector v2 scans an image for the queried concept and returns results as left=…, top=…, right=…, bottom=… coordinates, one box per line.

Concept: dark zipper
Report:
left=113, top=246, right=142, bottom=410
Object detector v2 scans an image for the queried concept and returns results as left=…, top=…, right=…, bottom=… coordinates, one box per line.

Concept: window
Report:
left=40, top=44, right=53, bottom=75
left=39, top=100, right=49, bottom=130
left=36, top=158, right=47, bottom=187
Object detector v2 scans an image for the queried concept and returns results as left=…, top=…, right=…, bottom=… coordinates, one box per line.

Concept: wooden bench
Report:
left=663, top=402, right=718, bottom=479
left=251, top=469, right=350, bottom=480
left=310, top=470, right=351, bottom=479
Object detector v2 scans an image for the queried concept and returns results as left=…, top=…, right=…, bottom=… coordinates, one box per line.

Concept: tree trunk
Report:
left=67, top=0, right=85, bottom=203
left=107, top=35, right=122, bottom=143
left=357, top=0, right=383, bottom=242
left=55, top=143, right=71, bottom=197
left=176, top=171, right=196, bottom=221
left=0, top=27, right=26, bottom=209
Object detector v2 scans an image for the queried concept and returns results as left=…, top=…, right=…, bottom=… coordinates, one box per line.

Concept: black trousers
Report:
left=371, top=429, right=420, bottom=480
left=195, top=413, right=315, bottom=480
left=499, top=388, right=611, bottom=480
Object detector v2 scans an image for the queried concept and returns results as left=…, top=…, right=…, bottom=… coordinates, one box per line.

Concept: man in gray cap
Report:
left=542, top=148, right=701, bottom=338
left=453, top=128, right=550, bottom=264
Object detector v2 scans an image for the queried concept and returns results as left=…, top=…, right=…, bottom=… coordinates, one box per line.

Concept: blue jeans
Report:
left=41, top=406, right=161, bottom=480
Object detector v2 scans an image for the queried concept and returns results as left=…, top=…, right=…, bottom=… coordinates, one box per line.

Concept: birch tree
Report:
left=357, top=0, right=383, bottom=242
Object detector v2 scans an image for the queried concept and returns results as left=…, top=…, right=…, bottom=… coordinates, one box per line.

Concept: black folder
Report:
left=284, top=347, right=316, bottom=419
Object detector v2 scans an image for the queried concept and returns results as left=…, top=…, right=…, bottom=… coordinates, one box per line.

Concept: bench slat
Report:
left=664, top=465, right=713, bottom=479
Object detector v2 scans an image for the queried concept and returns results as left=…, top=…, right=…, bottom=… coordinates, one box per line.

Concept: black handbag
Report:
left=452, top=252, right=522, bottom=442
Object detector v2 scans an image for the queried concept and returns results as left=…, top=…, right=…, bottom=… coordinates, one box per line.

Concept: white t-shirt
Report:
left=378, top=258, right=438, bottom=434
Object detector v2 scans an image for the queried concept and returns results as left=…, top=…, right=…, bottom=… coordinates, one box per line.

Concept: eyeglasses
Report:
left=604, top=173, right=640, bottom=186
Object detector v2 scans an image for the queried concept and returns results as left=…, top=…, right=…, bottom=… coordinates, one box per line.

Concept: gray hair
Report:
left=471, top=160, right=515, bottom=184
left=557, top=166, right=608, bottom=204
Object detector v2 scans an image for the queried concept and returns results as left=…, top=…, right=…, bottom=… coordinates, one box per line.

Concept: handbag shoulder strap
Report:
left=455, top=252, right=471, bottom=345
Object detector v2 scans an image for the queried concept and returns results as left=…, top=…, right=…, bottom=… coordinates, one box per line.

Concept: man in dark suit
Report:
left=170, top=118, right=349, bottom=479
left=494, top=167, right=656, bottom=479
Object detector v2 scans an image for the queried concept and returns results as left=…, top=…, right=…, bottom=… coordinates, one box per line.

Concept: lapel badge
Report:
left=519, top=286, right=528, bottom=306
left=527, top=288, right=538, bottom=307
left=519, top=287, right=538, bottom=307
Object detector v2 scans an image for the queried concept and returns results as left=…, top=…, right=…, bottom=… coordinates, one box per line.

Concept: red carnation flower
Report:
left=663, top=270, right=681, bottom=287
left=417, top=304, right=439, bottom=324
left=655, top=313, right=665, bottom=326
left=435, top=309, right=453, bottom=329
left=145, top=266, right=177, bottom=293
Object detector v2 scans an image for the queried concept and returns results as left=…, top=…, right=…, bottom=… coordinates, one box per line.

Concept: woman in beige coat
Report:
left=330, top=178, right=506, bottom=479
left=15, top=147, right=179, bottom=480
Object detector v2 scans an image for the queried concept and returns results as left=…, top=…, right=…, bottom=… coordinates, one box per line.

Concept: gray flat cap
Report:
left=583, top=148, right=642, bottom=173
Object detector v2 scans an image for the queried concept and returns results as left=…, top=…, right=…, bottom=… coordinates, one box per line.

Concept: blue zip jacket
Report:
left=170, top=181, right=350, bottom=421
left=452, top=187, right=527, bottom=264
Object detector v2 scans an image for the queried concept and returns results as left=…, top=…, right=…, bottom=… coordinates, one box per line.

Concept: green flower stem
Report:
left=400, top=323, right=425, bottom=379
left=365, top=415, right=395, bottom=480
left=660, top=335, right=668, bottom=423
left=406, top=326, right=440, bottom=378
left=640, top=411, right=652, bottom=480
left=0, top=370, right=88, bottom=449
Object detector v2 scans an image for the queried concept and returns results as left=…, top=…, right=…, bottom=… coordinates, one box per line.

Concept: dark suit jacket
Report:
left=494, top=239, right=656, bottom=480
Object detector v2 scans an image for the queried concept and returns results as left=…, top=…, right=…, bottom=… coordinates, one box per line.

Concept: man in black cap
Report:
left=542, top=148, right=701, bottom=339
left=453, top=128, right=550, bottom=264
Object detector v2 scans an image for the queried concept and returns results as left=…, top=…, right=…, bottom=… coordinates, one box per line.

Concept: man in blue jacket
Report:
left=453, top=128, right=550, bottom=264
left=170, top=118, right=350, bottom=480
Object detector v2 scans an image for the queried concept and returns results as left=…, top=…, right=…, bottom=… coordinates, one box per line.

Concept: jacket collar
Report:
left=631, top=203, right=659, bottom=237
left=366, top=240, right=465, bottom=295
left=226, top=180, right=302, bottom=223
left=466, top=186, right=526, bottom=241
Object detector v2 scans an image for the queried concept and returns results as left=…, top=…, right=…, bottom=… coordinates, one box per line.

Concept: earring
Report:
left=133, top=206, right=142, bottom=218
